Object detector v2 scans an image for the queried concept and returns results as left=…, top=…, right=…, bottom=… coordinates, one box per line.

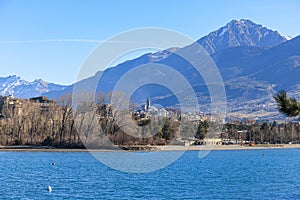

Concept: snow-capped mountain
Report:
left=0, top=75, right=66, bottom=98
left=44, top=19, right=300, bottom=120
left=13, top=19, right=300, bottom=120
left=197, top=19, right=289, bottom=54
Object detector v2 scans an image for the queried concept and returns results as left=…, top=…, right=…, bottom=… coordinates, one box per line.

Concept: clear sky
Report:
left=0, top=0, right=300, bottom=85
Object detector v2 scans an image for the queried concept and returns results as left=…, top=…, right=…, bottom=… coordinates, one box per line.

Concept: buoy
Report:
left=47, top=185, right=52, bottom=192
left=51, top=162, right=56, bottom=166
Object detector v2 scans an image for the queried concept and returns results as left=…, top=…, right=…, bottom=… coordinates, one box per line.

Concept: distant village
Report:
left=0, top=94, right=300, bottom=148
left=132, top=98, right=218, bottom=122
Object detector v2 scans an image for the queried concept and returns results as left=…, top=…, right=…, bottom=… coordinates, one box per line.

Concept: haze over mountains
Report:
left=1, top=19, right=299, bottom=120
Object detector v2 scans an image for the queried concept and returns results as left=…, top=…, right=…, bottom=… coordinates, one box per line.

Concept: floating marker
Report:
left=47, top=185, right=52, bottom=192
left=51, top=162, right=56, bottom=166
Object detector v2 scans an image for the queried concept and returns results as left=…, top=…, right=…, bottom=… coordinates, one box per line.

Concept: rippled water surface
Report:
left=0, top=149, right=300, bottom=199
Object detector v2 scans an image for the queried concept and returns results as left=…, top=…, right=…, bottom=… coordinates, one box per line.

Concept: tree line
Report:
left=219, top=90, right=300, bottom=145
left=0, top=90, right=298, bottom=147
left=0, top=94, right=80, bottom=147
left=0, top=93, right=190, bottom=148
left=221, top=121, right=300, bottom=144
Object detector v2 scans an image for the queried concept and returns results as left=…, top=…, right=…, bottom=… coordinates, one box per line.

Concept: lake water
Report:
left=0, top=149, right=300, bottom=199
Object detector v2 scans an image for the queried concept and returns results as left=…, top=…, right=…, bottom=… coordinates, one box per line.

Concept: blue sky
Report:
left=0, top=0, right=300, bottom=85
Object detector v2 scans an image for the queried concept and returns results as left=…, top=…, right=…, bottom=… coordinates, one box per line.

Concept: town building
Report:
left=0, top=95, right=24, bottom=116
left=133, top=98, right=174, bottom=119
left=29, top=96, right=56, bottom=112
left=0, top=95, right=57, bottom=118
left=29, top=96, right=55, bottom=105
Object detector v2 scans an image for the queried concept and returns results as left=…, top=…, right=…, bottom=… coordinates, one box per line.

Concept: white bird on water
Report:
left=47, top=185, right=52, bottom=192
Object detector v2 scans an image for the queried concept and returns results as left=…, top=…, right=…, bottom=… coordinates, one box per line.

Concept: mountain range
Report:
left=1, top=19, right=299, bottom=120
left=0, top=75, right=66, bottom=98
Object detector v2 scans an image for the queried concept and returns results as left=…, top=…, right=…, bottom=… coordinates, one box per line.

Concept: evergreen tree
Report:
left=161, top=119, right=174, bottom=141
left=195, top=121, right=209, bottom=140
left=274, top=90, right=300, bottom=117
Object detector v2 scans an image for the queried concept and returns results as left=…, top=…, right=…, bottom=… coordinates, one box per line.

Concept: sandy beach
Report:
left=156, top=144, right=300, bottom=151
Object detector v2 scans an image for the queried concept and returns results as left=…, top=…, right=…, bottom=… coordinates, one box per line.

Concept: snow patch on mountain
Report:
left=283, top=35, right=293, bottom=40
left=147, top=47, right=179, bottom=62
left=219, top=27, right=228, bottom=37
left=0, top=75, right=66, bottom=98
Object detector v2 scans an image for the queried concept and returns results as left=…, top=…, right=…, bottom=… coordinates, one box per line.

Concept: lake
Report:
left=0, top=149, right=299, bottom=199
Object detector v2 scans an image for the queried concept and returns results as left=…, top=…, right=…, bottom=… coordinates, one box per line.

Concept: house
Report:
left=29, top=96, right=55, bottom=104
left=0, top=95, right=24, bottom=116
left=29, top=96, right=56, bottom=113
left=196, top=138, right=222, bottom=145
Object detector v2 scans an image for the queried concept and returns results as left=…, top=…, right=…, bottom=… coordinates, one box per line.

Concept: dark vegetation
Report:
left=274, top=90, right=300, bottom=117
left=221, top=121, right=300, bottom=144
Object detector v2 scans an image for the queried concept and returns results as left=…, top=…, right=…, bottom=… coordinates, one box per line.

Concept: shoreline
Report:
left=1, top=144, right=300, bottom=152
left=156, top=144, right=300, bottom=151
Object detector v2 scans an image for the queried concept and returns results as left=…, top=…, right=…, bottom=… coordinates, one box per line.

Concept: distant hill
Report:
left=213, top=35, right=300, bottom=88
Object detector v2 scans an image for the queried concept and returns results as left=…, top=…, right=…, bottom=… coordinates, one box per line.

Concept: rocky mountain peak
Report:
left=197, top=19, right=288, bottom=54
